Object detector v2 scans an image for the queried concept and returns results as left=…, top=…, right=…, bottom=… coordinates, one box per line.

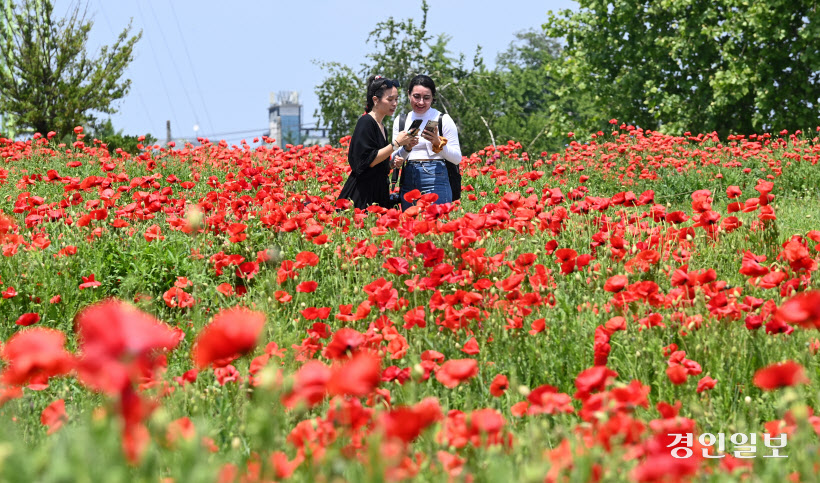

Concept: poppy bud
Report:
left=790, top=402, right=809, bottom=421
left=266, top=246, right=283, bottom=263
left=257, top=366, right=281, bottom=389
left=185, top=205, right=202, bottom=232
left=150, top=407, right=171, bottom=427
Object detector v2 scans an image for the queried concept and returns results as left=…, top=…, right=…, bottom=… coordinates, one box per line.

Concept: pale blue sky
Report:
left=57, top=0, right=577, bottom=143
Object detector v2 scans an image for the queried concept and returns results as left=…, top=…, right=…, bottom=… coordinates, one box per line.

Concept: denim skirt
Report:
left=400, top=160, right=452, bottom=211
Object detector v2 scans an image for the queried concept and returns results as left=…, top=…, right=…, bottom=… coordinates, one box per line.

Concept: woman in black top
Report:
left=338, top=75, right=417, bottom=209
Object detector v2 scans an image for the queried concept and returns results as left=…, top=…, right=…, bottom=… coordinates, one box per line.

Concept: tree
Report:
left=90, top=118, right=156, bottom=155
left=489, top=29, right=579, bottom=153
left=314, top=1, right=498, bottom=153
left=543, top=0, right=820, bottom=138
left=0, top=0, right=140, bottom=137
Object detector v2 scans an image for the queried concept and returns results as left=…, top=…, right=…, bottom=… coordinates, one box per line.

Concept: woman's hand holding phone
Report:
left=421, top=126, right=441, bottom=149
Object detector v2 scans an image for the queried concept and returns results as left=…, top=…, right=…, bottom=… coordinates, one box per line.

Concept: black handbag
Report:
left=394, top=112, right=461, bottom=202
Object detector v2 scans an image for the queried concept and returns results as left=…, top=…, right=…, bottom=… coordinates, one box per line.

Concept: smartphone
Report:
left=406, top=119, right=423, bottom=136
left=423, top=119, right=438, bottom=135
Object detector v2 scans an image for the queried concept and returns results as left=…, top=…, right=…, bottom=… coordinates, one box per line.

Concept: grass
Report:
left=0, top=130, right=819, bottom=481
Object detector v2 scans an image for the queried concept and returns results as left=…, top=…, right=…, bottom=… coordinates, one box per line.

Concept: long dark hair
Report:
left=407, top=74, right=436, bottom=101
left=364, top=75, right=398, bottom=113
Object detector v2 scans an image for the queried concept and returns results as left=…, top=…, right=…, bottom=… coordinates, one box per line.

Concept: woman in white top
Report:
left=392, top=74, right=462, bottom=211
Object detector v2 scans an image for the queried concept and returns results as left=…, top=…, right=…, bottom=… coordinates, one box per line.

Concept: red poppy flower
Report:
left=163, top=287, right=195, bottom=308
left=632, top=453, right=699, bottom=482
left=227, top=223, right=247, bottom=243
left=721, top=216, right=742, bottom=233
left=268, top=451, right=302, bottom=480
left=753, top=361, right=809, bottom=390
left=173, top=277, right=192, bottom=288
left=490, top=374, right=509, bottom=397
left=697, top=376, right=717, bottom=393
left=296, top=281, right=318, bottom=293
left=403, top=306, right=426, bottom=329
left=755, top=180, right=774, bottom=195
left=78, top=274, right=101, bottom=290
left=15, top=312, right=40, bottom=326
left=165, top=416, right=196, bottom=445
left=274, top=290, right=292, bottom=303
left=301, top=306, right=331, bottom=320
left=192, top=307, right=266, bottom=369
left=1, top=328, right=75, bottom=388
left=322, top=328, right=364, bottom=360
left=383, top=257, right=410, bottom=275
left=295, top=251, right=320, bottom=268
left=666, top=364, right=688, bottom=385
left=605, top=316, right=627, bottom=332
left=515, top=253, right=537, bottom=269
left=776, top=290, right=820, bottom=329
left=574, top=366, right=618, bottom=400
left=527, top=387, right=573, bottom=415
left=144, top=224, right=164, bottom=242
left=41, top=399, right=68, bottom=435
left=604, top=275, right=628, bottom=293
left=665, top=211, right=689, bottom=224
left=529, top=318, right=546, bottom=335
left=75, top=299, right=181, bottom=393
left=378, top=397, right=443, bottom=443
left=327, top=350, right=382, bottom=397
left=216, top=283, right=235, bottom=296
left=461, top=338, right=480, bottom=355
left=363, top=278, right=399, bottom=311
left=739, top=251, right=769, bottom=277
left=403, top=189, right=422, bottom=203
left=436, top=359, right=479, bottom=388
left=281, top=361, right=331, bottom=409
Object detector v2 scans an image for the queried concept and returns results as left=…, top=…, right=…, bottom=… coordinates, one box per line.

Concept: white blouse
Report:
left=391, top=108, right=462, bottom=165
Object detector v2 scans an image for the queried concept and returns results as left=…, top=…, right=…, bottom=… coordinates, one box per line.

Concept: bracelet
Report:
left=391, top=140, right=399, bottom=150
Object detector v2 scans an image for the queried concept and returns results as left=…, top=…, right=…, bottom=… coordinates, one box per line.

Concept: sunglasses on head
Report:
left=373, top=76, right=400, bottom=89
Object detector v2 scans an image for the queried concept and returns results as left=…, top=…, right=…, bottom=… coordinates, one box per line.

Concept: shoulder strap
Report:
left=399, top=113, right=407, bottom=131
left=437, top=113, right=443, bottom=136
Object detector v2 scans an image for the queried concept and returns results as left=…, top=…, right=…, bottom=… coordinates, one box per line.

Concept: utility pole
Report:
left=166, top=120, right=171, bottom=145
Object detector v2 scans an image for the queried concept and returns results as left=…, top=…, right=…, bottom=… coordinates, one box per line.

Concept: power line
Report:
left=168, top=1, right=214, bottom=134
left=143, top=0, right=201, bottom=135
left=95, top=0, right=155, bottom=130
left=195, top=127, right=270, bottom=139
left=134, top=1, right=179, bottom=134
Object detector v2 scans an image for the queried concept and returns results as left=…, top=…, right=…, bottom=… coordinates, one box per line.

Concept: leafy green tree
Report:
left=490, top=29, right=580, bottom=153
left=314, top=1, right=499, bottom=153
left=90, top=118, right=156, bottom=155
left=0, top=0, right=140, bottom=137
left=543, top=0, right=820, bottom=137
left=0, top=0, right=18, bottom=137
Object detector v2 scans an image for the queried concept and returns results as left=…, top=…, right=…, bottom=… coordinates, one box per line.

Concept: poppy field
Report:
left=2, top=124, right=820, bottom=482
